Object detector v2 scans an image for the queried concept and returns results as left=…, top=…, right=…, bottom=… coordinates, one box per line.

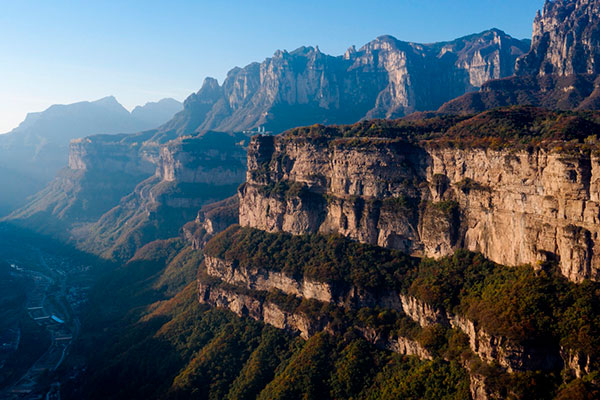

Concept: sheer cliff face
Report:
left=167, top=30, right=528, bottom=134
left=10, top=131, right=247, bottom=260
left=517, top=0, right=600, bottom=76
left=158, top=134, right=247, bottom=185
left=69, top=136, right=155, bottom=175
left=76, top=132, right=248, bottom=260
left=442, top=1, right=600, bottom=113
left=239, top=135, right=600, bottom=283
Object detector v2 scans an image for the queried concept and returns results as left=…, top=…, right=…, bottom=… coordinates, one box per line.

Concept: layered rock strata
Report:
left=203, top=254, right=564, bottom=373
left=240, top=134, right=600, bottom=283
left=201, top=245, right=597, bottom=397
left=10, top=132, right=248, bottom=260
left=197, top=271, right=431, bottom=359
left=78, top=132, right=247, bottom=259
left=168, top=30, right=528, bottom=135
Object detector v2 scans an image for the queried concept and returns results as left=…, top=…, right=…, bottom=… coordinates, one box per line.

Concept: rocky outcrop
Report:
left=69, top=135, right=155, bottom=175
left=517, top=0, right=600, bottom=77
left=198, top=280, right=324, bottom=340
left=205, top=256, right=334, bottom=303
left=441, top=1, right=600, bottom=114
left=165, top=30, right=527, bottom=135
left=9, top=131, right=248, bottom=261
left=75, top=132, right=248, bottom=260
left=203, top=255, right=403, bottom=309
left=158, top=134, right=246, bottom=185
left=355, top=326, right=432, bottom=360
left=383, top=293, right=562, bottom=373
left=561, top=347, right=596, bottom=378
left=198, top=273, right=432, bottom=359
left=449, top=314, right=561, bottom=373
left=399, top=294, right=447, bottom=327
left=240, top=133, right=600, bottom=283
left=468, top=372, right=495, bottom=400
left=182, top=196, right=239, bottom=249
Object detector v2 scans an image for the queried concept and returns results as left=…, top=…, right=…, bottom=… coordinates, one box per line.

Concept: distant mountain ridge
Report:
left=5, top=29, right=529, bottom=260
left=161, top=29, right=529, bottom=135
left=0, top=96, right=182, bottom=215
left=441, top=0, right=600, bottom=113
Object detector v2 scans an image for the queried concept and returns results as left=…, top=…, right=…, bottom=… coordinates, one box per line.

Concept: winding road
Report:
left=0, top=249, right=86, bottom=400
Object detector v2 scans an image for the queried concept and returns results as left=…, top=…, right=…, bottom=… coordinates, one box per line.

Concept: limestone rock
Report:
left=517, top=0, right=600, bottom=76
left=240, top=134, right=600, bottom=283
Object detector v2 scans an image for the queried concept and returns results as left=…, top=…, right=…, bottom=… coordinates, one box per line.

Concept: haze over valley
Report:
left=1, top=1, right=600, bottom=399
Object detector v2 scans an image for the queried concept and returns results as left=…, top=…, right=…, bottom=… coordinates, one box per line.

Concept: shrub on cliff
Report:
left=282, top=106, right=600, bottom=153
left=410, top=250, right=600, bottom=361
left=205, top=225, right=417, bottom=291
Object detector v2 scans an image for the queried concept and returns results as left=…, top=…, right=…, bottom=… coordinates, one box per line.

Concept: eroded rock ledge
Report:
left=240, top=134, right=600, bottom=282
left=197, top=278, right=431, bottom=361
left=204, top=256, right=567, bottom=374
left=198, top=257, right=566, bottom=400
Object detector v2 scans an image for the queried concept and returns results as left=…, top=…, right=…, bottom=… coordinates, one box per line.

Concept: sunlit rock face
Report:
left=442, top=1, right=600, bottom=114
left=171, top=30, right=528, bottom=134
left=517, top=0, right=600, bottom=77
left=240, top=133, right=600, bottom=283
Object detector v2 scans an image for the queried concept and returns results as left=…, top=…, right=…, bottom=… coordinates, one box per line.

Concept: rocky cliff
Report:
left=238, top=109, right=600, bottom=283
left=442, top=0, right=600, bottom=113
left=202, top=252, right=562, bottom=373
left=182, top=195, right=239, bottom=250
left=517, top=0, right=600, bottom=76
left=8, top=131, right=248, bottom=260
left=165, top=30, right=528, bottom=135
left=78, top=132, right=247, bottom=260
left=0, top=97, right=181, bottom=216
left=198, top=279, right=433, bottom=359
left=68, top=134, right=156, bottom=175
left=200, top=225, right=600, bottom=398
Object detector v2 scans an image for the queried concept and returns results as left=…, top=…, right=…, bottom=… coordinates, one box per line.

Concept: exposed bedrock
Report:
left=240, top=134, right=600, bottom=282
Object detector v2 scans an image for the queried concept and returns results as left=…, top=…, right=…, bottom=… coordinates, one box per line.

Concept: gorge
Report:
left=2, top=1, right=600, bottom=399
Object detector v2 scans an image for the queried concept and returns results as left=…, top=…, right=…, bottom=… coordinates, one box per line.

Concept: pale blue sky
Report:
left=0, top=0, right=544, bottom=133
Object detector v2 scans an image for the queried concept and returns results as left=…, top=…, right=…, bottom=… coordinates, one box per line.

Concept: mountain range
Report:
left=0, top=96, right=182, bottom=215
left=5, top=28, right=531, bottom=260
left=441, top=0, right=600, bottom=112
left=165, top=29, right=529, bottom=135
left=3, top=1, right=600, bottom=399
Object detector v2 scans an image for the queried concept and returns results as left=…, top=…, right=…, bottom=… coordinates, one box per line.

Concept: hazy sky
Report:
left=0, top=0, right=544, bottom=133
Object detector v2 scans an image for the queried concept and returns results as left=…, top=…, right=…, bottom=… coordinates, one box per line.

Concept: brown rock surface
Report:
left=240, top=134, right=600, bottom=283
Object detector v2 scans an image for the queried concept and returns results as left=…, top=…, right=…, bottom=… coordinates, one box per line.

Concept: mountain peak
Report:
left=132, top=98, right=182, bottom=112
left=201, top=77, right=220, bottom=90
left=374, top=34, right=399, bottom=44
left=93, top=95, right=120, bottom=105
left=487, top=27, right=506, bottom=36
left=517, top=0, right=600, bottom=76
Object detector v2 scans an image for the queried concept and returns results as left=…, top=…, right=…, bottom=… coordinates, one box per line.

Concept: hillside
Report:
left=51, top=106, right=600, bottom=400
left=0, top=97, right=182, bottom=215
